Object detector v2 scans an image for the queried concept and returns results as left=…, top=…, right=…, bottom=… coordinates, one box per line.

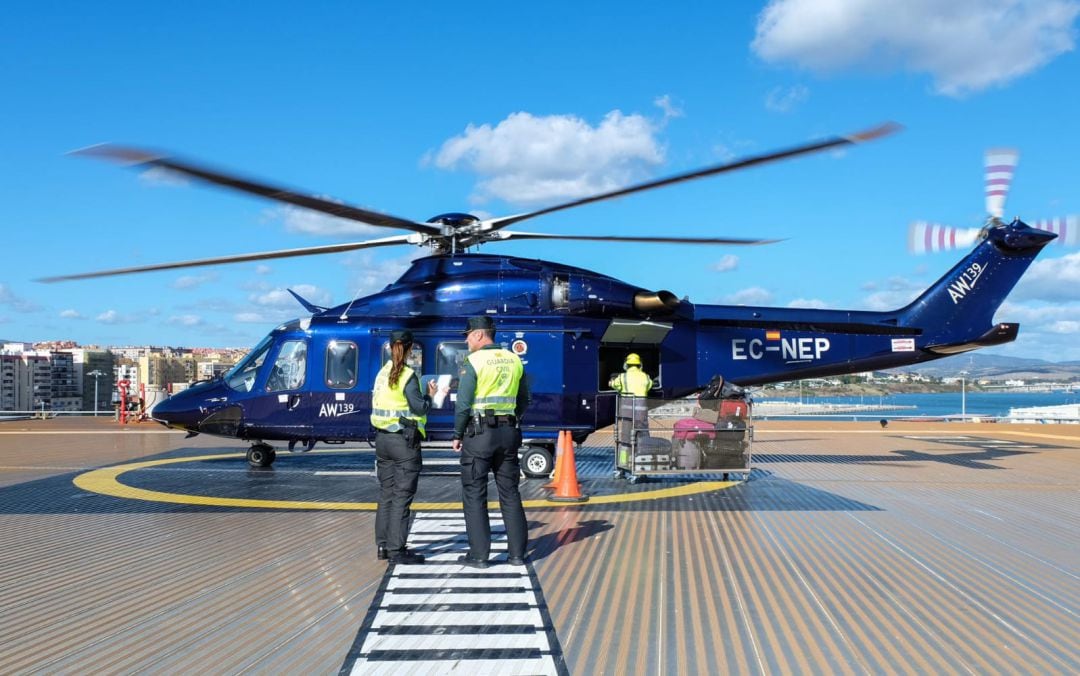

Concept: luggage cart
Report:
left=614, top=394, right=752, bottom=483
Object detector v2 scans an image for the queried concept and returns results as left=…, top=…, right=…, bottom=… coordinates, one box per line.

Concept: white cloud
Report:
left=59, top=309, right=84, bottom=319
left=235, top=284, right=334, bottom=325
left=341, top=251, right=421, bottom=299
left=255, top=264, right=272, bottom=275
left=787, top=297, right=829, bottom=309
left=0, top=283, right=43, bottom=313
left=723, top=286, right=774, bottom=305
left=234, top=312, right=269, bottom=324
left=171, top=272, right=219, bottom=290
left=428, top=110, right=665, bottom=206
left=1047, top=319, right=1080, bottom=333
left=250, top=284, right=333, bottom=310
left=713, top=254, right=739, bottom=272
left=858, top=275, right=924, bottom=310
left=270, top=199, right=386, bottom=238
left=654, top=94, right=684, bottom=121
left=752, top=0, right=1080, bottom=96
left=1011, top=251, right=1080, bottom=301
left=94, top=308, right=150, bottom=325
left=167, top=314, right=204, bottom=327
left=764, top=84, right=809, bottom=112
left=994, top=299, right=1080, bottom=360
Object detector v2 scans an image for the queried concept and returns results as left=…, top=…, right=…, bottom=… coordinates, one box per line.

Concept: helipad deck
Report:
left=0, top=417, right=1077, bottom=674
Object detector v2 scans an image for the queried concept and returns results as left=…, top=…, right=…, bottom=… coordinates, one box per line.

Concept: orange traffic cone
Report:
left=549, top=430, right=588, bottom=502
left=542, top=430, right=566, bottom=489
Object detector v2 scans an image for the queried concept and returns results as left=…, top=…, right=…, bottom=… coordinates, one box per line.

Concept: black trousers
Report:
left=374, top=430, right=422, bottom=555
left=460, top=424, right=527, bottom=561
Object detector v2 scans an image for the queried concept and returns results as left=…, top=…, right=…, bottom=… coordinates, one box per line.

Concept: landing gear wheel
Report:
left=521, top=445, right=554, bottom=479
left=247, top=443, right=275, bottom=468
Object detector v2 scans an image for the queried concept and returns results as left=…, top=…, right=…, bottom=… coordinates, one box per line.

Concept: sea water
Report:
left=764, top=391, right=1077, bottom=419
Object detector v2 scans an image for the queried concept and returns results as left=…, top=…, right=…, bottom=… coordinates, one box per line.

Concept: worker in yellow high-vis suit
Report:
left=371, top=329, right=436, bottom=565
left=451, top=316, right=530, bottom=568
left=609, top=352, right=653, bottom=396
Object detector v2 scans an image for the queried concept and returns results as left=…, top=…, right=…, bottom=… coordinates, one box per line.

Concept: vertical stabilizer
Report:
left=900, top=220, right=1055, bottom=348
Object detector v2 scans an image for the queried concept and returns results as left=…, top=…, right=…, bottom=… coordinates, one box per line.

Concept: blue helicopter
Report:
left=45, top=124, right=1058, bottom=472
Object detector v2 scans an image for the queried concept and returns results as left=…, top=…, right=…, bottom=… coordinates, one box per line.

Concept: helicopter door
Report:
left=598, top=319, right=671, bottom=392
left=258, top=338, right=312, bottom=438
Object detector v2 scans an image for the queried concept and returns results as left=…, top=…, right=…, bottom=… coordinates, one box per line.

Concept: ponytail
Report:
left=388, top=341, right=410, bottom=388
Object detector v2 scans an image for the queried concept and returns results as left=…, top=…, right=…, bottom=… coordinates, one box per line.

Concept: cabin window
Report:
left=224, top=335, right=273, bottom=393
left=266, top=340, right=307, bottom=392
left=435, top=342, right=469, bottom=382
left=325, top=341, right=358, bottom=389
left=380, top=341, right=424, bottom=372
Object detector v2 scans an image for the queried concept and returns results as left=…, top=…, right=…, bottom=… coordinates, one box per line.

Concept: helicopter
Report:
left=44, top=123, right=1058, bottom=473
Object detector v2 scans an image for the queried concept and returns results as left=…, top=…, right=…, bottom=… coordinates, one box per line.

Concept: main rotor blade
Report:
left=71, top=145, right=443, bottom=237
left=38, top=234, right=415, bottom=282
left=484, top=122, right=901, bottom=232
left=495, top=231, right=781, bottom=246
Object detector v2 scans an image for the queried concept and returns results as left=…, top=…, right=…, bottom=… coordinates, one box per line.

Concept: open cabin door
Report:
left=598, top=319, right=672, bottom=391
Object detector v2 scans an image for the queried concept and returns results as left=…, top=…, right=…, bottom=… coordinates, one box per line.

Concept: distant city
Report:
left=1, top=340, right=247, bottom=414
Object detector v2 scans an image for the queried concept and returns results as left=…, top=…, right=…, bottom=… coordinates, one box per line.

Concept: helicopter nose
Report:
left=150, top=389, right=205, bottom=431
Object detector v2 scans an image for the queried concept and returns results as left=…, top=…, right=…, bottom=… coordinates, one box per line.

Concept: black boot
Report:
left=377, top=545, right=388, bottom=560
left=389, top=549, right=425, bottom=564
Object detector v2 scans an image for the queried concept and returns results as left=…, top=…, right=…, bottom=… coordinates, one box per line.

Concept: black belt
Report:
left=469, top=415, right=517, bottom=430
left=375, top=428, right=402, bottom=434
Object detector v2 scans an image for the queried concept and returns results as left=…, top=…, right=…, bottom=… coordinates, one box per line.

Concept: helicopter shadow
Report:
left=753, top=434, right=1057, bottom=470
left=525, top=518, right=615, bottom=563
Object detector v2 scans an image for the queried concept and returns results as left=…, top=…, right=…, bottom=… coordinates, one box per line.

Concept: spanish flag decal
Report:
left=765, top=330, right=781, bottom=340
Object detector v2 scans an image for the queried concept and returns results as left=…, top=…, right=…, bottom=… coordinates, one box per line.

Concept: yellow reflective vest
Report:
left=370, top=363, right=426, bottom=436
left=467, top=348, right=523, bottom=415
left=610, top=366, right=652, bottom=397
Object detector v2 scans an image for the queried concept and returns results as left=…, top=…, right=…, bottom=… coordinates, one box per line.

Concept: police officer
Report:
left=371, top=329, right=437, bottom=565
left=452, top=316, right=530, bottom=568
left=609, top=352, right=653, bottom=396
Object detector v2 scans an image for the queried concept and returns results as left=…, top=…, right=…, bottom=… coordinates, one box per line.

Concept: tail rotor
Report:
left=984, top=147, right=1019, bottom=221
left=909, top=147, right=1076, bottom=255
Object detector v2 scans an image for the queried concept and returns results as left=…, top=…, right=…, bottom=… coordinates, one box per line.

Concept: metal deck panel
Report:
left=0, top=417, right=1076, bottom=674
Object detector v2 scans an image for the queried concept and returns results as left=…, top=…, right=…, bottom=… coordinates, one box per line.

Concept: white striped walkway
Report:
left=342, top=513, right=566, bottom=675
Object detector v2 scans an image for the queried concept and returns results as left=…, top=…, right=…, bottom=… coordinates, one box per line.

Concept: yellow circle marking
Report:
left=73, top=452, right=738, bottom=510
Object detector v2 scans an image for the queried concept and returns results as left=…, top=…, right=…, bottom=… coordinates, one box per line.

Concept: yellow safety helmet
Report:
left=624, top=353, right=642, bottom=366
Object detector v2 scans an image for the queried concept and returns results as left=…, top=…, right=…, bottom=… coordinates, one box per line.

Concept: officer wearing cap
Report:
left=609, top=352, right=653, bottom=396
left=452, top=316, right=530, bottom=568
left=371, top=329, right=437, bottom=565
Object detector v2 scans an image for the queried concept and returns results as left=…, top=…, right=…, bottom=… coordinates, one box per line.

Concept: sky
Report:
left=2, top=1, right=1079, bottom=361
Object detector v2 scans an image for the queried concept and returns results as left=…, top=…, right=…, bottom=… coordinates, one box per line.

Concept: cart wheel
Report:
left=628, top=474, right=641, bottom=485
left=612, top=469, right=626, bottom=480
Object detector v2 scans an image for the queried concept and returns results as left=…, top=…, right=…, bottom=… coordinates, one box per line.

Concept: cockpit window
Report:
left=224, top=335, right=273, bottom=393
left=326, top=341, right=358, bottom=389
left=267, top=340, right=307, bottom=392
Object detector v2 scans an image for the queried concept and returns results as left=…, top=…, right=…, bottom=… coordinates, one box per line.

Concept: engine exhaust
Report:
left=633, top=290, right=680, bottom=313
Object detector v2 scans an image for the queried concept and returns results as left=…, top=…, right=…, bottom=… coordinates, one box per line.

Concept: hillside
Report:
left=893, top=353, right=1080, bottom=381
